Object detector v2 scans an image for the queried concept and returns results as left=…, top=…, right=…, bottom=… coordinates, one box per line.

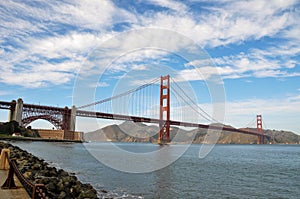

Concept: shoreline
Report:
left=0, top=141, right=99, bottom=198
left=0, top=136, right=83, bottom=143
left=1, top=136, right=299, bottom=145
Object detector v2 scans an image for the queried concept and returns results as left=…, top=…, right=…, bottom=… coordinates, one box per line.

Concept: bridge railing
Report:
left=0, top=149, right=49, bottom=199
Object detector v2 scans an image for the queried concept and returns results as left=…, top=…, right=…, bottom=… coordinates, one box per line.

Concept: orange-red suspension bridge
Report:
left=0, top=75, right=269, bottom=144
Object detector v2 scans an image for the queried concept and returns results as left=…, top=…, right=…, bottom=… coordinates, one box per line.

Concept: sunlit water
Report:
left=10, top=141, right=300, bottom=198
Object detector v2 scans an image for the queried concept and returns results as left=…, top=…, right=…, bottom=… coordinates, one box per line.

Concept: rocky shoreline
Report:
left=0, top=142, right=99, bottom=199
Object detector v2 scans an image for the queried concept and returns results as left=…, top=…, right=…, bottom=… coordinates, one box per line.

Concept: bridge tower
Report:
left=61, top=106, right=77, bottom=132
left=70, top=105, right=77, bottom=131
left=8, top=98, right=23, bottom=126
left=257, top=114, right=263, bottom=144
left=158, top=75, right=170, bottom=144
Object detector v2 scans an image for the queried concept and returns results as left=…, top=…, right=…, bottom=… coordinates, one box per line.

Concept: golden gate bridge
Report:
left=0, top=75, right=269, bottom=144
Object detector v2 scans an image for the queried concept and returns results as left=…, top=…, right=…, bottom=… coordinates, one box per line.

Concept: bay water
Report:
left=10, top=142, right=300, bottom=198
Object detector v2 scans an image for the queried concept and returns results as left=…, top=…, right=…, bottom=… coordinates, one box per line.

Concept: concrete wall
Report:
left=37, top=129, right=83, bottom=141
left=37, top=129, right=64, bottom=140
left=64, top=130, right=83, bottom=141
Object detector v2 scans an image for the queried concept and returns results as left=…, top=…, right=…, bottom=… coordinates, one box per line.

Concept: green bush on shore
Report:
left=0, top=121, right=39, bottom=137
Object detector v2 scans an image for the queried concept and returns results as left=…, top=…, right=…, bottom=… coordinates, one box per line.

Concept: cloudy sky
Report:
left=0, top=0, right=299, bottom=134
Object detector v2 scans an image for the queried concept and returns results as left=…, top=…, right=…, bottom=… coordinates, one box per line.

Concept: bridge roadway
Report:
left=76, top=110, right=269, bottom=137
left=0, top=101, right=65, bottom=112
left=0, top=100, right=268, bottom=138
left=0, top=101, right=11, bottom=109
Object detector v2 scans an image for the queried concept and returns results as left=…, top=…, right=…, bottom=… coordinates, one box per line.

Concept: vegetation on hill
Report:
left=0, top=121, right=40, bottom=137
left=84, top=121, right=300, bottom=144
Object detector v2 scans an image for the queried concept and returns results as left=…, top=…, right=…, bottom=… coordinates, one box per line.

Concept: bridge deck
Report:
left=0, top=100, right=269, bottom=138
left=76, top=110, right=270, bottom=137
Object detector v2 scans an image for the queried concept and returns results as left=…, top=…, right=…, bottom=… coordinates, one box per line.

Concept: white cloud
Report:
left=130, top=64, right=148, bottom=71
left=0, top=1, right=48, bottom=39
left=0, top=70, right=74, bottom=88
left=181, top=38, right=300, bottom=81
left=177, top=67, right=222, bottom=81
left=55, top=0, right=136, bottom=30
left=282, top=23, right=300, bottom=42
left=112, top=49, right=169, bottom=66
left=225, top=98, right=300, bottom=116
left=0, top=0, right=298, bottom=135
left=27, top=32, right=107, bottom=61
left=73, top=28, right=201, bottom=87
left=253, top=70, right=300, bottom=78
left=0, top=91, right=11, bottom=96
left=0, top=30, right=117, bottom=87
left=96, top=82, right=109, bottom=88
left=211, top=96, right=300, bottom=133
left=138, top=0, right=298, bottom=47
left=0, top=0, right=135, bottom=38
left=147, top=0, right=188, bottom=13
left=0, top=0, right=299, bottom=88
left=288, top=95, right=300, bottom=102
left=0, top=0, right=135, bottom=88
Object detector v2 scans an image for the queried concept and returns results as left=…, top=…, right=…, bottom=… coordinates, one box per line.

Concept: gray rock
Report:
left=58, top=191, right=67, bottom=199
left=1, top=142, right=100, bottom=199
left=57, top=180, right=65, bottom=192
left=45, top=182, right=56, bottom=192
left=32, top=163, right=41, bottom=170
left=78, top=189, right=98, bottom=199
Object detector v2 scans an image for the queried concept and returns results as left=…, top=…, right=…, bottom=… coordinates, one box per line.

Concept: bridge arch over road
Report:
left=0, top=98, right=76, bottom=131
left=22, top=115, right=61, bottom=130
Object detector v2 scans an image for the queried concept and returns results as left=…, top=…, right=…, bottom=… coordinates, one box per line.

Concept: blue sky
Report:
left=0, top=0, right=299, bottom=134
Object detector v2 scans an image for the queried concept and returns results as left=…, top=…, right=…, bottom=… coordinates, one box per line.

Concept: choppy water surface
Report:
left=11, top=142, right=300, bottom=198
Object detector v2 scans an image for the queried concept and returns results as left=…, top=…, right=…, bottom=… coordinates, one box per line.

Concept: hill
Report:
left=84, top=121, right=300, bottom=144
